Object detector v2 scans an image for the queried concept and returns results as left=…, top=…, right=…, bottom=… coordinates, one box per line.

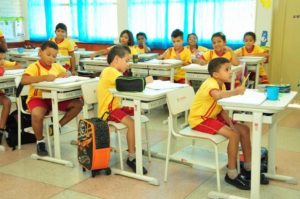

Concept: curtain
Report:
left=128, top=0, right=256, bottom=49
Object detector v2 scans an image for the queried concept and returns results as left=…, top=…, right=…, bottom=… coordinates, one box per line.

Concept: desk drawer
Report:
left=84, top=65, right=106, bottom=72
left=132, top=68, right=148, bottom=76
left=58, top=90, right=82, bottom=101
left=0, top=81, right=15, bottom=89
left=233, top=113, right=274, bottom=124
left=186, top=73, right=209, bottom=80
left=149, top=69, right=170, bottom=77
left=122, top=98, right=166, bottom=110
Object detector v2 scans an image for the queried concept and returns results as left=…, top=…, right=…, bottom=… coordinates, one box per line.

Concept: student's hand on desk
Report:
left=44, top=74, right=56, bottom=82
left=234, top=86, right=246, bottom=95
left=145, top=76, right=154, bottom=83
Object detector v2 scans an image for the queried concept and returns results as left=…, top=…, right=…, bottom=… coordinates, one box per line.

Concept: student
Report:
left=185, top=33, right=208, bottom=58
left=90, top=30, right=138, bottom=59
left=134, top=32, right=151, bottom=53
left=0, top=46, right=22, bottom=143
left=235, top=32, right=269, bottom=84
left=0, top=29, right=7, bottom=50
left=97, top=45, right=152, bottom=174
left=188, top=57, right=269, bottom=190
left=50, top=23, right=76, bottom=74
left=21, top=41, right=83, bottom=156
left=158, top=29, right=192, bottom=83
left=197, top=32, right=239, bottom=66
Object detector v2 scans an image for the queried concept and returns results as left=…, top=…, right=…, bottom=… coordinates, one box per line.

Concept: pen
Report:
left=242, top=72, right=251, bottom=86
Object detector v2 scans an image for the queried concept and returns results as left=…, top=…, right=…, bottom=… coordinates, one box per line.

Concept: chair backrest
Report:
left=14, top=76, right=29, bottom=97
left=166, top=86, right=195, bottom=116
left=81, top=81, right=98, bottom=105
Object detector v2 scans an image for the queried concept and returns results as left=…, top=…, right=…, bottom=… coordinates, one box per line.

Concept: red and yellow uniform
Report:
left=97, top=67, right=133, bottom=121
left=163, top=47, right=191, bottom=82
left=50, top=37, right=75, bottom=68
left=189, top=77, right=227, bottom=134
left=186, top=45, right=208, bottom=55
left=1, top=60, right=17, bottom=68
left=201, top=50, right=232, bottom=62
left=23, top=61, right=66, bottom=105
left=235, top=45, right=269, bottom=84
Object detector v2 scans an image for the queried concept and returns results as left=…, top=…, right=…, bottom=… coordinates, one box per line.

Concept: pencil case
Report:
left=116, top=76, right=146, bottom=92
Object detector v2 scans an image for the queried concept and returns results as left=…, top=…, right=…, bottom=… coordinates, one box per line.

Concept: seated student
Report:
left=21, top=41, right=83, bottom=156
left=134, top=32, right=151, bottom=53
left=158, top=29, right=191, bottom=83
left=188, top=57, right=269, bottom=190
left=50, top=23, right=76, bottom=75
left=185, top=33, right=208, bottom=61
left=0, top=29, right=7, bottom=51
left=0, top=46, right=22, bottom=143
left=97, top=45, right=152, bottom=174
left=197, top=32, right=239, bottom=66
left=235, top=32, right=269, bottom=84
left=90, top=30, right=138, bottom=59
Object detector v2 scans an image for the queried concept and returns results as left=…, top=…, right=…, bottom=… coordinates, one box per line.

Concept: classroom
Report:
left=0, top=0, right=299, bottom=198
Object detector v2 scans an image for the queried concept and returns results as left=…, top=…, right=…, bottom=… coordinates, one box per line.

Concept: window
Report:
left=28, top=0, right=118, bottom=43
left=128, top=0, right=256, bottom=49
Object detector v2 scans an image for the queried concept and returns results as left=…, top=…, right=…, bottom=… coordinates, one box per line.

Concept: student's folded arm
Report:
left=21, top=74, right=55, bottom=85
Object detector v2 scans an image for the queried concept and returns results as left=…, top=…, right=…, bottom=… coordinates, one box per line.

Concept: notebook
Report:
left=146, top=80, right=186, bottom=90
left=53, top=76, right=90, bottom=84
left=218, top=89, right=266, bottom=105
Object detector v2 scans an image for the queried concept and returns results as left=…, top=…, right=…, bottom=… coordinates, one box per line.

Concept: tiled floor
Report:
left=0, top=106, right=300, bottom=199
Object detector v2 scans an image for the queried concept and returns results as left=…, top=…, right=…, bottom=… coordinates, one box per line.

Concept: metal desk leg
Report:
left=255, top=63, right=260, bottom=88
left=170, top=68, right=174, bottom=82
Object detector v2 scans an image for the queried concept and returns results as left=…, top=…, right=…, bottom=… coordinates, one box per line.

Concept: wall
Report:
left=255, top=0, right=273, bottom=46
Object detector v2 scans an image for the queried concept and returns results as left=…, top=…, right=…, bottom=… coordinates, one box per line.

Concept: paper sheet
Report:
left=145, top=59, right=182, bottom=64
left=218, top=89, right=266, bottom=105
left=146, top=80, right=186, bottom=90
left=53, top=76, right=90, bottom=84
left=4, top=69, right=25, bottom=75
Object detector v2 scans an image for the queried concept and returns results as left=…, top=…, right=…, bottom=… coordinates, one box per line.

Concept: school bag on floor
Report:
left=78, top=113, right=111, bottom=177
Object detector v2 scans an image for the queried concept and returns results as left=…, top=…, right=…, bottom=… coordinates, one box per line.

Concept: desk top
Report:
left=218, top=89, right=297, bottom=113
left=183, top=63, right=243, bottom=73
left=22, top=55, right=71, bottom=61
left=74, top=50, right=95, bottom=57
left=80, top=57, right=108, bottom=65
left=239, top=56, right=266, bottom=64
left=130, top=59, right=183, bottom=69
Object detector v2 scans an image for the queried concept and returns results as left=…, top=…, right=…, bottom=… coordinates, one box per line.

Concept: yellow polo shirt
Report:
left=202, top=50, right=232, bottom=62
left=50, top=38, right=75, bottom=65
left=97, top=67, right=122, bottom=118
left=188, top=77, right=225, bottom=128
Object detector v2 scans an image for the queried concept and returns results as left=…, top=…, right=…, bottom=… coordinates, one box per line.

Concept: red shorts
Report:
left=108, top=107, right=134, bottom=122
left=27, top=98, right=71, bottom=112
left=193, top=115, right=232, bottom=135
left=63, top=64, right=71, bottom=70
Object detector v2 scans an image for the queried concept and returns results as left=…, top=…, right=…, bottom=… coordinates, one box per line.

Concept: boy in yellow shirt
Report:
left=158, top=29, right=191, bottom=83
left=97, top=45, right=152, bottom=174
left=0, top=46, right=22, bottom=143
left=134, top=32, right=151, bottom=53
left=50, top=23, right=76, bottom=74
left=21, top=41, right=83, bottom=156
left=188, top=57, right=268, bottom=190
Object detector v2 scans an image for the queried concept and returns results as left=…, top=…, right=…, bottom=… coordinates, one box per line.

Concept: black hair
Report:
left=55, top=23, right=67, bottom=32
left=208, top=57, right=230, bottom=77
left=136, top=32, right=147, bottom=40
left=107, top=45, right=131, bottom=65
left=119, top=30, right=134, bottom=46
left=171, top=29, right=183, bottom=39
left=211, top=32, right=226, bottom=42
left=187, top=33, right=198, bottom=48
left=41, top=41, right=59, bottom=51
left=243, top=31, right=256, bottom=41
left=0, top=46, right=7, bottom=53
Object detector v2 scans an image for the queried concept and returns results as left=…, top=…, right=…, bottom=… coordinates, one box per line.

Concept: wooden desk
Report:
left=32, top=77, right=98, bottom=167
left=214, top=90, right=297, bottom=199
left=183, top=63, right=244, bottom=89
left=239, top=56, right=266, bottom=88
left=130, top=59, right=183, bottom=82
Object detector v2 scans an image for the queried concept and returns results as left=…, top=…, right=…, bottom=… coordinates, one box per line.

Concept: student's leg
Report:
left=31, top=107, right=48, bottom=140
left=234, top=123, right=251, bottom=164
left=218, top=126, right=240, bottom=169
left=120, top=115, right=135, bottom=154
left=59, top=99, right=83, bottom=127
left=0, top=95, right=11, bottom=129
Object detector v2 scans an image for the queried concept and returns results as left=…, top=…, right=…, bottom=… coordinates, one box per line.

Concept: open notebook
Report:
left=146, top=80, right=186, bottom=90
left=218, top=89, right=266, bottom=105
left=53, top=76, right=90, bottom=84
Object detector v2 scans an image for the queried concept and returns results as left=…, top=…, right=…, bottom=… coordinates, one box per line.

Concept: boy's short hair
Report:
left=120, top=30, right=134, bottom=46
left=171, top=29, right=183, bottom=39
left=208, top=57, right=230, bottom=76
left=41, top=41, right=59, bottom=51
left=243, top=31, right=256, bottom=41
left=136, top=32, right=147, bottom=40
left=55, top=23, right=67, bottom=32
left=107, top=45, right=131, bottom=65
left=0, top=46, right=7, bottom=53
left=211, top=32, right=226, bottom=42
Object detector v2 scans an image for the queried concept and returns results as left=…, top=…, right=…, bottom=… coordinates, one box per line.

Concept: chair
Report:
left=164, top=86, right=229, bottom=192
left=14, top=76, right=60, bottom=157
left=81, top=81, right=151, bottom=170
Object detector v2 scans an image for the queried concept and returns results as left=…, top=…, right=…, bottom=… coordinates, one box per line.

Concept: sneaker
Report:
left=126, top=158, right=148, bottom=175
left=241, top=167, right=269, bottom=185
left=225, top=174, right=250, bottom=190
left=36, top=142, right=49, bottom=156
